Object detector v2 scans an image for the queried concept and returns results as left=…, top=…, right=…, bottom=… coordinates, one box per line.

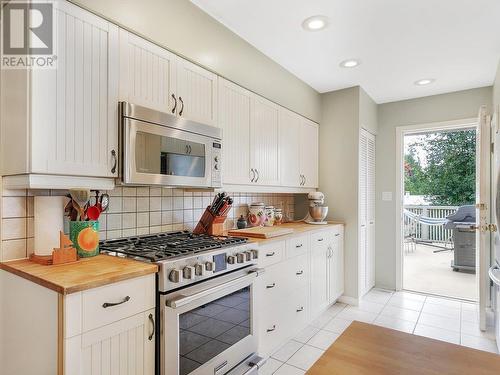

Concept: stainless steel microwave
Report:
left=119, top=102, right=222, bottom=188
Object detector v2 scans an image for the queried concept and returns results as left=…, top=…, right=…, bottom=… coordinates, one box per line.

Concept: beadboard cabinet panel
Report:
left=176, top=58, right=218, bottom=126
left=218, top=78, right=252, bottom=185
left=250, top=96, right=280, bottom=186
left=119, top=29, right=176, bottom=114
left=300, top=119, right=319, bottom=188
left=279, top=108, right=301, bottom=187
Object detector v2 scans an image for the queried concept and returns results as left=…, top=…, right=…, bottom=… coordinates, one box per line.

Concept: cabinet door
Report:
left=310, top=234, right=330, bottom=318
left=250, top=95, right=280, bottom=186
left=218, top=78, right=252, bottom=184
left=176, top=57, right=218, bottom=126
left=78, top=311, right=155, bottom=375
left=279, top=108, right=301, bottom=187
left=330, top=230, right=344, bottom=302
left=299, top=119, right=319, bottom=188
left=366, top=133, right=376, bottom=290
left=31, top=1, right=119, bottom=177
left=119, top=29, right=176, bottom=114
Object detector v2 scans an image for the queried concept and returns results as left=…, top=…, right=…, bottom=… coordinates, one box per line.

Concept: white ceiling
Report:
left=191, top=0, right=500, bottom=103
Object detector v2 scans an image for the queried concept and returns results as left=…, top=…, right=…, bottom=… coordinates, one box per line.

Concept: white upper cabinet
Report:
left=279, top=109, right=301, bottom=187
left=119, top=30, right=217, bottom=126
left=119, top=30, right=176, bottom=114
left=218, top=78, right=252, bottom=185
left=176, top=58, right=218, bottom=126
left=0, top=0, right=120, bottom=183
left=251, top=95, right=280, bottom=186
left=300, top=119, right=319, bottom=188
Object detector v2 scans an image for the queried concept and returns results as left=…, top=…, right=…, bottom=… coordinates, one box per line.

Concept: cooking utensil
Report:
left=308, top=206, right=328, bottom=222
left=69, top=189, right=91, bottom=220
left=86, top=205, right=101, bottom=220
left=99, top=193, right=110, bottom=212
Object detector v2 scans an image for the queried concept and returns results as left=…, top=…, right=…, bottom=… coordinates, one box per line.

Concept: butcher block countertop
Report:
left=230, top=221, right=345, bottom=245
left=0, top=254, right=158, bottom=295
left=307, top=321, right=500, bottom=375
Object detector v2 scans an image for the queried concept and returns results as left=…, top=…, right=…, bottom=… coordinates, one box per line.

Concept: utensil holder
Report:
left=193, top=207, right=227, bottom=236
left=70, top=221, right=100, bottom=258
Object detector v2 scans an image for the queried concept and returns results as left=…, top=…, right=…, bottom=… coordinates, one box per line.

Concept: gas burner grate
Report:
left=99, top=230, right=247, bottom=262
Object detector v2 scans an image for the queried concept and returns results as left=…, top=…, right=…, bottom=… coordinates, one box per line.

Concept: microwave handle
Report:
left=166, top=268, right=265, bottom=309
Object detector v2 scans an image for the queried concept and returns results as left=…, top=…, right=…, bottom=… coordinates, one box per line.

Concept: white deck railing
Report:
left=404, top=205, right=458, bottom=243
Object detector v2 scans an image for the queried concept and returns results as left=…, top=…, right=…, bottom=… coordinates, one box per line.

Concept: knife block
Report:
left=194, top=206, right=227, bottom=236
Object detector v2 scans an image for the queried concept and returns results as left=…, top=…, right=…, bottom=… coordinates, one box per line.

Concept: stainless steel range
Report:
left=100, top=231, right=265, bottom=375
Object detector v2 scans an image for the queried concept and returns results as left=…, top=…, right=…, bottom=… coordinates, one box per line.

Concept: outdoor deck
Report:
left=404, top=243, right=476, bottom=301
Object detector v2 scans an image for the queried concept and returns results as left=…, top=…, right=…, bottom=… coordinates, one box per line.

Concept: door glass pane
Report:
left=135, top=132, right=205, bottom=177
left=178, top=287, right=250, bottom=375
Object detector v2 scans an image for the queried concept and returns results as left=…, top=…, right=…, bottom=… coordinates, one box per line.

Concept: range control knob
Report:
left=237, top=253, right=246, bottom=263
left=227, top=255, right=237, bottom=264
left=183, top=266, right=195, bottom=280
left=169, top=269, right=183, bottom=283
left=243, top=251, right=252, bottom=261
left=195, top=263, right=206, bottom=276
left=205, top=261, right=216, bottom=272
left=250, top=249, right=259, bottom=259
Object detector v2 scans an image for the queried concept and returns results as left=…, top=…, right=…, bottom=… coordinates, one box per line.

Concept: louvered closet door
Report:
left=359, top=129, right=376, bottom=296
left=119, top=29, right=176, bottom=114
left=31, top=1, right=119, bottom=177
left=359, top=131, right=368, bottom=296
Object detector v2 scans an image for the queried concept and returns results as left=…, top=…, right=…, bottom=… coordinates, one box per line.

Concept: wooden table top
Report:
left=307, top=321, right=500, bottom=375
left=0, top=255, right=158, bottom=295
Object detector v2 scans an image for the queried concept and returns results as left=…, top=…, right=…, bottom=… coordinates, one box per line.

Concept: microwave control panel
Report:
left=212, top=141, right=222, bottom=187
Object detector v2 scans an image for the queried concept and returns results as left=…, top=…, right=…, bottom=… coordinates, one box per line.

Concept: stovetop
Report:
left=99, top=230, right=247, bottom=262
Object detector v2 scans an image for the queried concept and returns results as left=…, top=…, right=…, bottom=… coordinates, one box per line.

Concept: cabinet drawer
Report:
left=291, top=287, right=308, bottom=330
left=311, top=231, right=329, bottom=244
left=286, top=235, right=309, bottom=258
left=257, top=241, right=284, bottom=267
left=257, top=263, right=285, bottom=305
left=290, top=254, right=309, bottom=290
left=82, top=275, right=155, bottom=332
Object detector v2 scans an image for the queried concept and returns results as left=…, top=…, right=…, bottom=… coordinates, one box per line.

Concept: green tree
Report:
left=404, top=146, right=426, bottom=195
left=405, top=129, right=476, bottom=206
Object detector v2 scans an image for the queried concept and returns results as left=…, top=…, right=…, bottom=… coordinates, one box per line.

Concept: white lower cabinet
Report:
left=65, top=275, right=156, bottom=375
left=255, top=226, right=344, bottom=357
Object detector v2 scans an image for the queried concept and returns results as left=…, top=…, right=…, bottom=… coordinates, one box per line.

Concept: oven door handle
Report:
left=166, top=268, right=265, bottom=309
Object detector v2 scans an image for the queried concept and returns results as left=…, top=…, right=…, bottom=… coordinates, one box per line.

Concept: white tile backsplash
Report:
left=0, top=187, right=296, bottom=261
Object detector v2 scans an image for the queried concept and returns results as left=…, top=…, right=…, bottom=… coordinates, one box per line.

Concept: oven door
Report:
left=122, top=117, right=214, bottom=187
left=160, top=268, right=263, bottom=375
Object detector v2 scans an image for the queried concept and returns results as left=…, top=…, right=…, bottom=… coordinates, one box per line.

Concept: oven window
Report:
left=135, top=132, right=205, bottom=177
left=178, top=287, right=251, bottom=375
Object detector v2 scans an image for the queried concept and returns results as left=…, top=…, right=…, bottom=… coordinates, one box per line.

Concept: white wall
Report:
left=494, top=61, right=500, bottom=110
left=71, top=0, right=321, bottom=122
left=376, top=87, right=493, bottom=289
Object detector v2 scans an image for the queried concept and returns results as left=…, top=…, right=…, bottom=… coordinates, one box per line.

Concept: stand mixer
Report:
left=303, top=192, right=329, bottom=225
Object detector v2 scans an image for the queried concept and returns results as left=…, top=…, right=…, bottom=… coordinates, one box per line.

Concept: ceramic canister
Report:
left=70, top=220, right=100, bottom=258
left=264, top=206, right=275, bottom=226
left=274, top=208, right=283, bottom=225
left=248, top=202, right=265, bottom=227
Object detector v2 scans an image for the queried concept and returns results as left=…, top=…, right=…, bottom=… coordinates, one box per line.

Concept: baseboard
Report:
left=338, top=295, right=359, bottom=306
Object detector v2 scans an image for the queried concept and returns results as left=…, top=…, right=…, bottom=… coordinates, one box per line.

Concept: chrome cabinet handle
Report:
left=266, top=283, right=276, bottom=289
left=185, top=145, right=189, bottom=154
left=295, top=244, right=303, bottom=248
left=296, top=307, right=304, bottom=312
left=335, top=233, right=340, bottom=237
left=250, top=168, right=255, bottom=182
left=171, top=94, right=177, bottom=114
left=296, top=270, right=303, bottom=275
left=102, top=295, right=130, bottom=309
left=317, top=238, right=324, bottom=242
left=266, top=252, right=275, bottom=257
left=148, top=313, right=155, bottom=341
left=267, top=325, right=276, bottom=332
left=179, top=96, right=184, bottom=116
left=110, top=149, right=117, bottom=174
left=255, top=169, right=260, bottom=182
left=303, top=175, right=306, bottom=186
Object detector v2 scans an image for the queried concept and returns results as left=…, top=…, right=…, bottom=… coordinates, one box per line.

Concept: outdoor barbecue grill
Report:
left=444, top=205, right=476, bottom=273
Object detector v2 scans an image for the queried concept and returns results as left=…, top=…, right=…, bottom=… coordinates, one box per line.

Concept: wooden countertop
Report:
left=307, top=321, right=500, bottom=375
left=232, top=221, right=345, bottom=245
left=0, top=255, right=158, bottom=295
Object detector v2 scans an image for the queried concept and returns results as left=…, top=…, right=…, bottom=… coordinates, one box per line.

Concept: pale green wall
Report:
left=71, top=0, right=321, bottom=122
left=376, top=86, right=493, bottom=289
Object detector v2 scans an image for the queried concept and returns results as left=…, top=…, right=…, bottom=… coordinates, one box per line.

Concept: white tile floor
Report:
left=260, top=289, right=498, bottom=374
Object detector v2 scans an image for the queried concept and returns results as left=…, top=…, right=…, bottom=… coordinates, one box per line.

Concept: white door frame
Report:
left=395, top=118, right=478, bottom=291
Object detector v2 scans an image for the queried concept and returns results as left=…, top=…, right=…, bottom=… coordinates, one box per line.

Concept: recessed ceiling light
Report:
left=340, top=59, right=360, bottom=68
left=414, top=78, right=435, bottom=86
left=302, top=15, right=329, bottom=31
